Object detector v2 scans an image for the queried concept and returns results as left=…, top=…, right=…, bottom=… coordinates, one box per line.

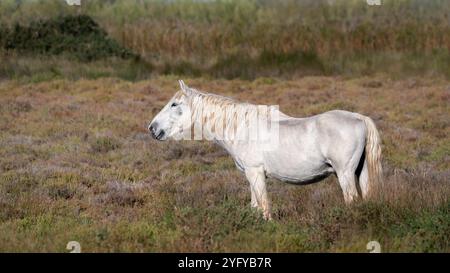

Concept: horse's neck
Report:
left=190, top=94, right=280, bottom=146
left=191, top=98, right=239, bottom=144
left=191, top=110, right=232, bottom=143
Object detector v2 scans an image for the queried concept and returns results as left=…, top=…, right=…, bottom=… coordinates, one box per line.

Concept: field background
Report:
left=0, top=0, right=449, bottom=252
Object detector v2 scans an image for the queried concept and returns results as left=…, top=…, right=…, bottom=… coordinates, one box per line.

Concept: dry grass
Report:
left=0, top=75, right=448, bottom=252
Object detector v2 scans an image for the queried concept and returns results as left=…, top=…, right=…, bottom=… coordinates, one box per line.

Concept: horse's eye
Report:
left=171, top=102, right=178, bottom=108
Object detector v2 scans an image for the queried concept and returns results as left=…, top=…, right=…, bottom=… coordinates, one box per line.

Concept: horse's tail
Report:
left=361, top=115, right=383, bottom=194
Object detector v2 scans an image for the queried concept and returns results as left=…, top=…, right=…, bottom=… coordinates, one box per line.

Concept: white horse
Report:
left=148, top=81, right=382, bottom=219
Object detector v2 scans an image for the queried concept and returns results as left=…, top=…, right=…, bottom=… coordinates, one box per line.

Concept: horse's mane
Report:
left=186, top=86, right=241, bottom=106
left=184, top=85, right=276, bottom=140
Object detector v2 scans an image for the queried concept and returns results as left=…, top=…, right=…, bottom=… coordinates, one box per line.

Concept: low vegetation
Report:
left=0, top=76, right=448, bottom=252
left=0, top=15, right=136, bottom=61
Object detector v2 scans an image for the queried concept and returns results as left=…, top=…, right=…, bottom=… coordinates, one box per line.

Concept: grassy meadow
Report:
left=0, top=0, right=449, bottom=252
left=0, top=76, right=448, bottom=252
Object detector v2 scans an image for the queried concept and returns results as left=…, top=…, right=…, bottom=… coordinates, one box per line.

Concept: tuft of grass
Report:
left=90, top=136, right=121, bottom=153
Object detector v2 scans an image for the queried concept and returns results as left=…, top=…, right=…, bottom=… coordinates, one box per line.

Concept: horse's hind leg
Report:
left=335, top=146, right=364, bottom=204
left=336, top=170, right=359, bottom=204
left=358, top=158, right=370, bottom=199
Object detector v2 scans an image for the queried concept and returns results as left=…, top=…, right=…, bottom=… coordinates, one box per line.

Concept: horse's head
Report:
left=148, top=80, right=193, bottom=141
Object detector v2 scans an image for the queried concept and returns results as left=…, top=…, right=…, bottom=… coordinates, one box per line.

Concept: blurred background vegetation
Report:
left=0, top=0, right=449, bottom=81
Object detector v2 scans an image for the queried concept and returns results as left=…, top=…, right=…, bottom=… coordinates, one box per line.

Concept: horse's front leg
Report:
left=250, top=187, right=258, bottom=209
left=245, top=166, right=272, bottom=220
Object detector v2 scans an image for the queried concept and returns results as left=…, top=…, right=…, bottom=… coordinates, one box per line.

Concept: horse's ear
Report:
left=179, top=80, right=191, bottom=96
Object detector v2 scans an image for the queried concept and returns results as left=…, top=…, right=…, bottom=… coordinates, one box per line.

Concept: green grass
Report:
left=0, top=52, right=153, bottom=82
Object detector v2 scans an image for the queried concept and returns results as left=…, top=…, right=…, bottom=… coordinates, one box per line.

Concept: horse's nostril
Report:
left=149, top=122, right=160, bottom=140
left=149, top=122, right=158, bottom=133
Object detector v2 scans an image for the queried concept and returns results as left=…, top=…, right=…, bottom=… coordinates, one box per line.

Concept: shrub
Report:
left=0, top=15, right=137, bottom=61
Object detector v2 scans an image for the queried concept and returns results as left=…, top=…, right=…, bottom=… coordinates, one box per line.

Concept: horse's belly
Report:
left=267, top=167, right=333, bottom=184
left=264, top=155, right=334, bottom=184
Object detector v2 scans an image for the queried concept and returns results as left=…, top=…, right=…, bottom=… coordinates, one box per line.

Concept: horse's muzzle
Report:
left=148, top=123, right=165, bottom=141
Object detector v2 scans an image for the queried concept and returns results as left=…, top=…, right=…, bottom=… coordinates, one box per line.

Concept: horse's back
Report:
left=314, top=110, right=367, bottom=139
left=278, top=110, right=366, bottom=142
